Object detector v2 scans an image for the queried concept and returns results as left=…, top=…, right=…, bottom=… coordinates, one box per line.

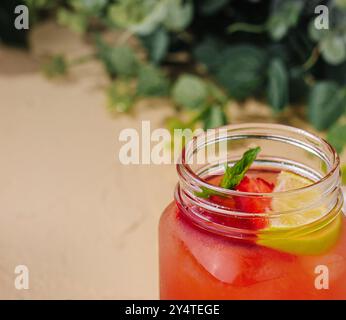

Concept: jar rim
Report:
left=177, top=123, right=340, bottom=198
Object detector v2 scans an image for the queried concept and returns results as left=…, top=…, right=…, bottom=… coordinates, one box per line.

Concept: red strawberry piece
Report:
left=205, top=176, right=274, bottom=230
left=236, top=176, right=274, bottom=212
left=234, top=176, right=274, bottom=230
left=210, top=195, right=236, bottom=209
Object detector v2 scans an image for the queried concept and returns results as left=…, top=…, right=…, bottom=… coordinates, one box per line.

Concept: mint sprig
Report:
left=194, top=186, right=223, bottom=199
left=194, top=147, right=261, bottom=199
left=220, top=147, right=261, bottom=189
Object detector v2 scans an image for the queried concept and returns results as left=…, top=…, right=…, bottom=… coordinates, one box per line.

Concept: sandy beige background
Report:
left=0, top=23, right=178, bottom=299
left=0, top=23, right=345, bottom=299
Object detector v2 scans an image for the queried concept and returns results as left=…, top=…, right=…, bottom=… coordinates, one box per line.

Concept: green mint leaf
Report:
left=194, top=186, right=222, bottom=199
left=220, top=147, right=261, bottom=189
left=327, top=123, right=346, bottom=154
left=194, top=147, right=261, bottom=199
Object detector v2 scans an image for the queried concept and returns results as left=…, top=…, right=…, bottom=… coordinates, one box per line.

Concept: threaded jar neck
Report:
left=175, top=123, right=343, bottom=238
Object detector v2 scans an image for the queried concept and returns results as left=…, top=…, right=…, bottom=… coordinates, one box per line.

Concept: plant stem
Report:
left=227, top=22, right=266, bottom=34
left=303, top=46, right=320, bottom=71
left=187, top=105, right=211, bottom=127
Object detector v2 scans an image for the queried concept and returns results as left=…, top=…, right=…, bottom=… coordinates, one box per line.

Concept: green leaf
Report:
left=336, top=0, right=346, bottom=9
left=136, top=65, right=170, bottom=97
left=42, top=55, right=68, bottom=78
left=330, top=4, right=346, bottom=29
left=320, top=34, right=346, bottom=65
left=194, top=186, right=222, bottom=199
left=25, top=0, right=52, bottom=9
left=107, top=80, right=136, bottom=113
left=215, top=45, right=267, bottom=100
left=57, top=8, right=88, bottom=34
left=108, top=0, right=168, bottom=36
left=267, top=1, right=303, bottom=41
left=203, top=105, right=228, bottom=130
left=172, top=74, right=208, bottom=109
left=289, top=67, right=308, bottom=103
left=194, top=37, right=225, bottom=72
left=194, top=147, right=261, bottom=199
left=95, top=37, right=139, bottom=77
left=327, top=124, right=346, bottom=154
left=308, top=82, right=346, bottom=130
left=308, top=20, right=328, bottom=42
left=220, top=147, right=261, bottom=190
left=70, top=0, right=107, bottom=14
left=163, top=0, right=193, bottom=32
left=207, top=83, right=228, bottom=104
left=140, top=28, right=169, bottom=64
left=165, top=116, right=192, bottom=133
left=200, top=0, right=229, bottom=15
left=324, top=63, right=346, bottom=86
left=267, top=58, right=289, bottom=111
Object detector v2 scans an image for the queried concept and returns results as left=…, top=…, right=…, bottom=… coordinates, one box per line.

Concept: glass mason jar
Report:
left=159, top=123, right=346, bottom=299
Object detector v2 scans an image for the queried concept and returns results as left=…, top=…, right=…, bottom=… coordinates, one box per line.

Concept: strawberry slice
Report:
left=205, top=176, right=274, bottom=230
left=236, top=176, right=274, bottom=212
left=209, top=195, right=236, bottom=209
left=201, top=174, right=274, bottom=230
left=235, top=176, right=274, bottom=230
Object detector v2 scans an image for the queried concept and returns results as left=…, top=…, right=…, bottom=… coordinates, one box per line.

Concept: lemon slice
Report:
left=274, top=171, right=312, bottom=191
left=258, top=171, right=342, bottom=255
left=258, top=215, right=342, bottom=256
left=271, top=171, right=324, bottom=228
